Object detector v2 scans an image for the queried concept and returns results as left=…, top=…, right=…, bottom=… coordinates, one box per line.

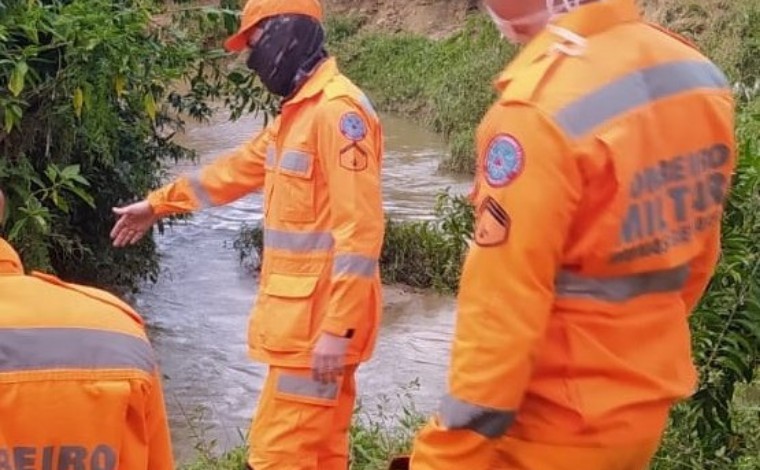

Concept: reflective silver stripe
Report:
left=440, top=394, right=515, bottom=439
left=279, top=150, right=311, bottom=176
left=264, top=229, right=334, bottom=252
left=333, top=254, right=377, bottom=278
left=555, top=264, right=690, bottom=302
left=359, top=93, right=378, bottom=119
left=188, top=172, right=214, bottom=209
left=266, top=145, right=276, bottom=168
left=277, top=374, right=338, bottom=400
left=0, top=328, right=155, bottom=374
left=555, top=60, right=729, bottom=139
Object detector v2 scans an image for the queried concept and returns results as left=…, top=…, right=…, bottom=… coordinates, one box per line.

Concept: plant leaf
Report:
left=8, top=61, right=28, bottom=97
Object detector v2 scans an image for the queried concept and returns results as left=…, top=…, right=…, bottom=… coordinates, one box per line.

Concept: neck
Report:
left=283, top=49, right=329, bottom=102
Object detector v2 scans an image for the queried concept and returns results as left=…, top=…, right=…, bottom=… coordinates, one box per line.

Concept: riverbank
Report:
left=179, top=380, right=760, bottom=470
left=180, top=381, right=425, bottom=470
left=326, top=0, right=760, bottom=174
left=221, top=1, right=760, bottom=468
left=326, top=14, right=513, bottom=174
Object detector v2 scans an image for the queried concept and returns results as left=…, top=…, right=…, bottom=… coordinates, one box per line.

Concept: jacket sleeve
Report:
left=147, top=121, right=276, bottom=217
left=412, top=105, right=580, bottom=469
left=315, top=98, right=384, bottom=337
left=146, top=370, right=174, bottom=470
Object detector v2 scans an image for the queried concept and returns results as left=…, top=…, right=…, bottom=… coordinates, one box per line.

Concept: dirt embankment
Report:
left=323, top=0, right=478, bottom=37
left=323, top=0, right=748, bottom=47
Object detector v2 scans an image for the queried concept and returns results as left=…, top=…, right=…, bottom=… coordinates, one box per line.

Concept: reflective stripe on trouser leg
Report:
left=410, top=414, right=502, bottom=470
left=410, top=395, right=515, bottom=470
left=248, top=365, right=357, bottom=470
left=318, top=365, right=357, bottom=470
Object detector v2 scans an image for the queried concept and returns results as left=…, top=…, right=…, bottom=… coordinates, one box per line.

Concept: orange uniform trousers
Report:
left=411, top=423, right=661, bottom=469
left=249, top=365, right=358, bottom=470
left=491, top=437, right=661, bottom=470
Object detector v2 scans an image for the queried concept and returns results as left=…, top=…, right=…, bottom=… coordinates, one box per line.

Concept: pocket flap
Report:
left=278, top=149, right=314, bottom=179
left=264, top=273, right=320, bottom=298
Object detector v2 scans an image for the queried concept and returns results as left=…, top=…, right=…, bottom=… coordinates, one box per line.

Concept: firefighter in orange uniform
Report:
left=109, top=1, right=385, bottom=468
left=408, top=0, right=737, bottom=469
left=0, top=188, right=174, bottom=469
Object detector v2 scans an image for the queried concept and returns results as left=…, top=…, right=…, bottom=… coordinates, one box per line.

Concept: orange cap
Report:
left=224, top=0, right=324, bottom=52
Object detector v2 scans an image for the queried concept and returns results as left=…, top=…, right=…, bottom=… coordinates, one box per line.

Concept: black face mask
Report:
left=246, top=14, right=327, bottom=98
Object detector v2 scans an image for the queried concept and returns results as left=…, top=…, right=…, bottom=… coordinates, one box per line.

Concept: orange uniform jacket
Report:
left=148, top=57, right=385, bottom=368
left=421, top=0, right=736, bottom=464
left=0, top=239, right=173, bottom=470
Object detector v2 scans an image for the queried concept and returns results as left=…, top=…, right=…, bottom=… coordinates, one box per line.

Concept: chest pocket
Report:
left=276, top=149, right=317, bottom=223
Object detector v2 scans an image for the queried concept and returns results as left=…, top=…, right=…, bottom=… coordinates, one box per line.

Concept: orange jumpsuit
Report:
left=411, top=0, right=736, bottom=468
left=0, top=238, right=173, bottom=469
left=148, top=57, right=384, bottom=469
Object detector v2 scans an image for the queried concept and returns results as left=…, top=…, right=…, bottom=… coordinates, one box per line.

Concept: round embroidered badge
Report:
left=340, top=112, right=367, bottom=142
left=484, top=134, right=524, bottom=187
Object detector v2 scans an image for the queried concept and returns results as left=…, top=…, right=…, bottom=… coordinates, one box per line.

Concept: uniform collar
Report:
left=283, top=56, right=340, bottom=106
left=0, top=238, right=23, bottom=275
left=552, top=0, right=640, bottom=38
left=495, top=0, right=641, bottom=91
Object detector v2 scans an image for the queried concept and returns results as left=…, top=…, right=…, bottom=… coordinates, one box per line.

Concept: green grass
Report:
left=180, top=380, right=760, bottom=470
left=234, top=190, right=474, bottom=294
left=179, top=381, right=427, bottom=470
left=653, top=382, right=760, bottom=469
left=196, top=2, right=760, bottom=468
left=327, top=14, right=515, bottom=174
left=327, top=1, right=760, bottom=175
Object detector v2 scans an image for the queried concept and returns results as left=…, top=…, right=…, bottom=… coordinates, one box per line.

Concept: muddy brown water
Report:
left=134, top=110, right=471, bottom=463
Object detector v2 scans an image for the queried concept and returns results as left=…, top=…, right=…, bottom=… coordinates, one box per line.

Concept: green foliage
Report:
left=349, top=380, right=426, bottom=470
left=380, top=190, right=474, bottom=292
left=327, top=0, right=760, bottom=175
left=232, top=221, right=263, bottom=272
left=233, top=190, right=475, bottom=293
left=0, top=161, right=93, bottom=267
left=324, top=4, right=760, bottom=464
left=671, top=105, right=760, bottom=464
left=180, top=447, right=248, bottom=470
left=643, top=0, right=760, bottom=87
left=0, top=0, right=269, bottom=291
left=327, top=14, right=515, bottom=174
left=180, top=381, right=427, bottom=470
left=325, top=14, right=367, bottom=44
left=653, top=397, right=760, bottom=469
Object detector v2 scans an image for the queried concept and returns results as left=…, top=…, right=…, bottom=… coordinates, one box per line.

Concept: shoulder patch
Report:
left=340, top=112, right=368, bottom=142
left=484, top=134, right=524, bottom=188
left=474, top=196, right=511, bottom=247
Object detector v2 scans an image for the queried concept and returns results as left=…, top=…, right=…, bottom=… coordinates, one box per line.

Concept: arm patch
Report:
left=339, top=112, right=368, bottom=142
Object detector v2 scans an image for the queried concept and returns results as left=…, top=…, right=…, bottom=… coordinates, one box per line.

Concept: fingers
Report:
left=111, top=216, right=147, bottom=247
left=312, top=355, right=326, bottom=383
left=128, top=228, right=146, bottom=246
left=326, top=365, right=340, bottom=384
left=110, top=215, right=130, bottom=240
left=312, top=355, right=341, bottom=384
left=111, top=202, right=156, bottom=247
left=112, top=227, right=134, bottom=248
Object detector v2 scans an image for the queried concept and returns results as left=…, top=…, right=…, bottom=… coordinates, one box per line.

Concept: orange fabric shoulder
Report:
left=29, top=271, right=145, bottom=327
